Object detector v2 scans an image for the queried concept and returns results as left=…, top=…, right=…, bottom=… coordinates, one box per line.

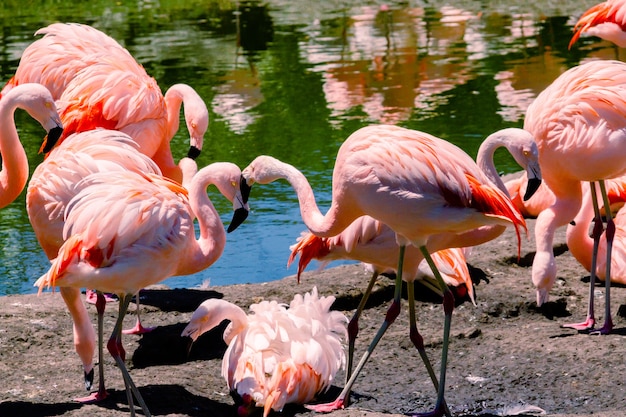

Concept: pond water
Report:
left=0, top=0, right=614, bottom=295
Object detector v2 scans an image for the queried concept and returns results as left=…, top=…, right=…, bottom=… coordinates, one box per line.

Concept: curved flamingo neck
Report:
left=215, top=302, right=247, bottom=345
left=0, top=90, right=29, bottom=208
left=164, top=86, right=184, bottom=141
left=532, top=188, right=582, bottom=297
left=272, top=160, right=349, bottom=237
left=178, top=163, right=230, bottom=275
left=476, top=133, right=509, bottom=196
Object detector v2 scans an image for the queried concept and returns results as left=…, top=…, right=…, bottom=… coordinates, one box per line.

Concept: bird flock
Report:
left=2, top=2, right=626, bottom=416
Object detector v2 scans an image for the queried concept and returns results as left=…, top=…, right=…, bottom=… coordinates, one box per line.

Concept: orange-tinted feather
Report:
left=465, top=174, right=527, bottom=258
left=288, top=233, right=331, bottom=283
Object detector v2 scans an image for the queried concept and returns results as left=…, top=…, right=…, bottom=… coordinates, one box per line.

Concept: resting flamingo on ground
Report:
left=565, top=176, right=626, bottom=330
left=238, top=124, right=529, bottom=416
left=569, top=0, right=626, bottom=49
left=288, top=219, right=475, bottom=385
left=181, top=287, right=348, bottom=417
left=0, top=83, right=62, bottom=208
left=1, top=22, right=209, bottom=183
left=26, top=129, right=198, bottom=401
left=35, top=162, right=249, bottom=416
left=526, top=59, right=626, bottom=335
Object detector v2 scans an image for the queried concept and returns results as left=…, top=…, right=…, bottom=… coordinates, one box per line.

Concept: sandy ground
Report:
left=1, top=218, right=626, bottom=417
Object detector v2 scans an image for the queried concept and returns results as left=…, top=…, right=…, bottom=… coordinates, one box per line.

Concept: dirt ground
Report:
left=1, top=218, right=626, bottom=417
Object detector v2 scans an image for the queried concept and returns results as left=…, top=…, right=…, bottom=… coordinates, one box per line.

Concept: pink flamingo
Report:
left=238, top=124, right=528, bottom=416
left=26, top=129, right=197, bottom=401
left=569, top=0, right=626, bottom=49
left=181, top=287, right=348, bottom=417
left=1, top=22, right=209, bottom=183
left=526, top=59, right=626, bottom=334
left=35, top=163, right=248, bottom=416
left=288, top=218, right=475, bottom=387
left=0, top=83, right=62, bottom=208
left=564, top=176, right=626, bottom=329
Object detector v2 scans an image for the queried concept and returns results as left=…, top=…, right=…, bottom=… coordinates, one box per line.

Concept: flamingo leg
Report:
left=406, top=247, right=453, bottom=417
left=123, top=291, right=156, bottom=335
left=346, top=270, right=378, bottom=384
left=74, top=290, right=109, bottom=403
left=306, top=245, right=407, bottom=412
left=563, top=182, right=601, bottom=331
left=107, top=293, right=152, bottom=417
left=406, top=277, right=452, bottom=417
left=592, top=180, right=614, bottom=335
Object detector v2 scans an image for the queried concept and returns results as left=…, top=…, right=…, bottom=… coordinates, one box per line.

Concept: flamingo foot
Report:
left=86, top=290, right=116, bottom=305
left=305, top=398, right=346, bottom=413
left=74, top=389, right=109, bottom=403
left=122, top=321, right=156, bottom=335
left=561, top=316, right=595, bottom=331
left=590, top=317, right=613, bottom=335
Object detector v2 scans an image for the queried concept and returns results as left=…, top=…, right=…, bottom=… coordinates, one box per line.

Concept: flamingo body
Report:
left=181, top=287, right=348, bottom=417
left=35, top=162, right=248, bottom=415
left=2, top=23, right=208, bottom=182
left=526, top=59, right=626, bottom=334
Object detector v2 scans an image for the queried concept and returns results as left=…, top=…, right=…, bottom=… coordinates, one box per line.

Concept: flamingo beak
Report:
left=84, top=368, right=94, bottom=391
left=523, top=177, right=542, bottom=201
left=40, top=125, right=63, bottom=154
left=239, top=175, right=251, bottom=204
left=228, top=207, right=249, bottom=233
left=186, top=145, right=201, bottom=160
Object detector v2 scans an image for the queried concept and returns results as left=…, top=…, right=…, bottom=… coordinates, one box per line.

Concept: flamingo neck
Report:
left=178, top=164, right=229, bottom=275
left=164, top=86, right=184, bottom=142
left=532, top=188, right=582, bottom=297
left=476, top=133, right=508, bottom=195
left=277, top=161, right=348, bottom=237
left=218, top=302, right=248, bottom=345
left=0, top=93, right=28, bottom=208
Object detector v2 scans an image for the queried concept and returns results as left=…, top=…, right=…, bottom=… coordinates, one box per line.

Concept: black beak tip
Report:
left=239, top=175, right=251, bottom=204
left=187, top=146, right=201, bottom=160
left=43, top=125, right=63, bottom=153
left=523, top=177, right=542, bottom=201
left=84, top=368, right=94, bottom=391
left=228, top=207, right=249, bottom=233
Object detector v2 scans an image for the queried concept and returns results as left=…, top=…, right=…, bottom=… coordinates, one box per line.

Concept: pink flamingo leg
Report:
left=85, top=289, right=116, bottom=305
left=123, top=292, right=156, bottom=335
left=107, top=294, right=152, bottom=417
left=345, top=271, right=378, bottom=384
left=407, top=247, right=452, bottom=417
left=307, top=247, right=407, bottom=413
left=562, top=187, right=601, bottom=330
left=592, top=181, right=615, bottom=335
left=75, top=291, right=109, bottom=403
left=406, top=278, right=451, bottom=417
left=563, top=181, right=614, bottom=334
